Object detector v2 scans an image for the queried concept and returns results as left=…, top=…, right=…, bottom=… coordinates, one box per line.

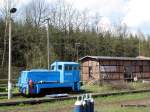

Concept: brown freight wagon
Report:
left=80, top=56, right=150, bottom=83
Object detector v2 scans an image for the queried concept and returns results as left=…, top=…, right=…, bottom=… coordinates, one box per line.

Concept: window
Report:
left=89, top=66, right=92, bottom=78
left=65, top=65, right=73, bottom=71
left=69, top=66, right=72, bottom=70
left=74, top=66, right=76, bottom=70
left=58, top=65, right=62, bottom=70
left=51, top=66, right=55, bottom=70
left=65, top=66, right=69, bottom=71
left=100, top=66, right=116, bottom=72
left=74, top=66, right=79, bottom=70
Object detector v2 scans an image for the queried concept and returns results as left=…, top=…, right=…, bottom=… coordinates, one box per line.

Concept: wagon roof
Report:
left=79, top=56, right=150, bottom=61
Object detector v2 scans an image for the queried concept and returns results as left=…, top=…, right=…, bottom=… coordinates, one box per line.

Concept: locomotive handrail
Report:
left=34, top=81, right=60, bottom=84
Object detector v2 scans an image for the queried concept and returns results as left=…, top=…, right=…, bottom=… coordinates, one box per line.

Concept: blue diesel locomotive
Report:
left=17, top=61, right=80, bottom=95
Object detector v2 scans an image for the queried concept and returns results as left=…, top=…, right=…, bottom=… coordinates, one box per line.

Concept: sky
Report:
left=66, top=0, right=150, bottom=35
left=1, top=0, right=150, bottom=35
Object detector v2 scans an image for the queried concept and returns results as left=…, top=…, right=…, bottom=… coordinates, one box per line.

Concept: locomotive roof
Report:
left=51, top=61, right=79, bottom=65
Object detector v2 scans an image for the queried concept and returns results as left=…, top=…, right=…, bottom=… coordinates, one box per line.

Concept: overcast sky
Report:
left=67, top=0, right=150, bottom=35
left=1, top=0, right=150, bottom=35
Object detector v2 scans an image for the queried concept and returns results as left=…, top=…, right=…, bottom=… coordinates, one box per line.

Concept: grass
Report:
left=96, top=107, right=150, bottom=112
left=0, top=82, right=150, bottom=112
left=1, top=92, right=150, bottom=112
left=128, top=82, right=150, bottom=90
left=81, top=82, right=150, bottom=93
left=95, top=91, right=150, bottom=103
left=0, top=86, right=19, bottom=93
left=81, top=84, right=117, bottom=93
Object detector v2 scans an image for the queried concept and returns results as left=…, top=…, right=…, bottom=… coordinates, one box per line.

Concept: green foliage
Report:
left=0, top=87, right=7, bottom=92
left=0, top=16, right=150, bottom=79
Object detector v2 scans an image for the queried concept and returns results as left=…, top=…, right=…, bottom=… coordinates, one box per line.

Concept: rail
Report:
left=0, top=89, right=150, bottom=106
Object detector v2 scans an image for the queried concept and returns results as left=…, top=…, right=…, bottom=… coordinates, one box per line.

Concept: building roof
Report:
left=80, top=56, right=150, bottom=61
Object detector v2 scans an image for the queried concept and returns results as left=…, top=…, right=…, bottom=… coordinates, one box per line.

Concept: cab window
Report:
left=69, top=66, right=72, bottom=70
left=74, top=66, right=77, bottom=70
left=58, top=65, right=62, bottom=70
left=65, top=65, right=69, bottom=71
left=65, top=65, right=72, bottom=71
left=73, top=66, right=79, bottom=70
left=51, top=65, right=55, bottom=70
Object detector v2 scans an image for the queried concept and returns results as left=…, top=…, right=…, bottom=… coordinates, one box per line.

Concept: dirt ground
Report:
left=41, top=97, right=150, bottom=112
left=1, top=96, right=150, bottom=112
left=121, top=97, right=150, bottom=106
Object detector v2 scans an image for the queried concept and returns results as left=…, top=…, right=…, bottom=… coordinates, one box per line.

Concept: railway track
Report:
left=0, top=89, right=150, bottom=106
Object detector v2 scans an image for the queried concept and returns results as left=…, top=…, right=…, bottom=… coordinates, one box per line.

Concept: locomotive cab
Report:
left=50, top=61, right=80, bottom=83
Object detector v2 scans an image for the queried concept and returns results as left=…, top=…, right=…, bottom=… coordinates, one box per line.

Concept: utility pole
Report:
left=8, top=8, right=17, bottom=99
left=45, top=18, right=50, bottom=70
left=75, top=43, right=80, bottom=62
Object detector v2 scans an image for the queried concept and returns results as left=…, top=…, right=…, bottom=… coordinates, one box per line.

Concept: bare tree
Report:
left=80, top=9, right=90, bottom=32
left=73, top=11, right=82, bottom=31
left=0, top=0, right=18, bottom=67
left=49, top=0, right=82, bottom=32
left=0, top=0, right=9, bottom=67
left=93, top=12, right=101, bottom=33
left=24, top=0, right=50, bottom=26
left=137, top=30, right=145, bottom=56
